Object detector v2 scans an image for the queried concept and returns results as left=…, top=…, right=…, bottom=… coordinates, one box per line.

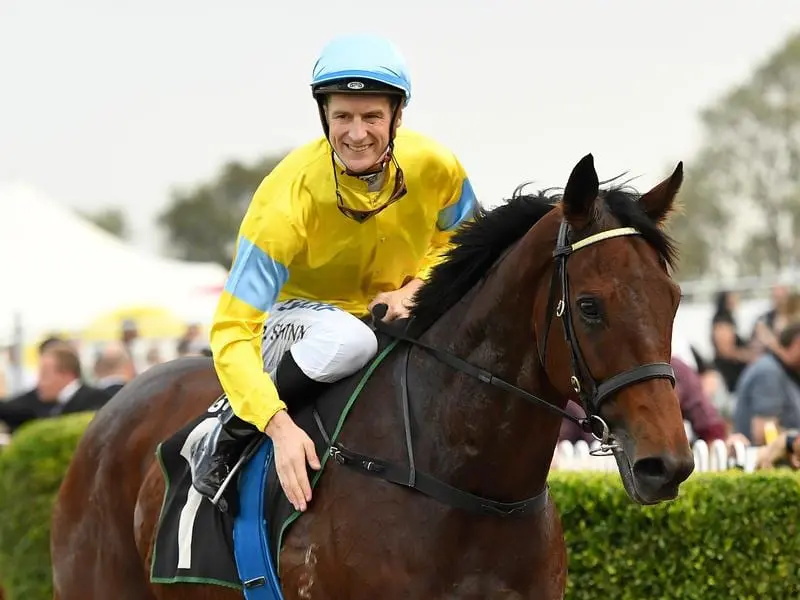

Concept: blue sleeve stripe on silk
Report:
left=437, top=178, right=477, bottom=231
left=224, top=237, right=289, bottom=312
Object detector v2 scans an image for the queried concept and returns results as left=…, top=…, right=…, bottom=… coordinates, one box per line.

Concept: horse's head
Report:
left=544, top=153, right=693, bottom=505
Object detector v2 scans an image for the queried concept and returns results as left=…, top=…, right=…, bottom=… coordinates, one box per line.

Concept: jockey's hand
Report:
left=368, top=278, right=424, bottom=322
left=264, top=410, right=320, bottom=512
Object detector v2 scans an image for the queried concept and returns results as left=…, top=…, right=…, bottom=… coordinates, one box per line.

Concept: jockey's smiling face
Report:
left=324, top=93, right=401, bottom=174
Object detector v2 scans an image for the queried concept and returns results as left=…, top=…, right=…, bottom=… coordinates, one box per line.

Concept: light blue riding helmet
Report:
left=310, top=34, right=412, bottom=107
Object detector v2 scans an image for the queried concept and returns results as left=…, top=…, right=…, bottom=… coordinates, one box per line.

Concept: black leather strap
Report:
left=397, top=345, right=417, bottom=487
left=329, top=443, right=549, bottom=517
left=594, top=363, right=675, bottom=407
left=372, top=311, right=587, bottom=428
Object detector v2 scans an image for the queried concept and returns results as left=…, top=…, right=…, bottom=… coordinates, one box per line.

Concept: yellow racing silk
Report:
left=210, top=128, right=477, bottom=430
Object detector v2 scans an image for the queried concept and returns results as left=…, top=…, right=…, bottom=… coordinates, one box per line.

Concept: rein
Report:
left=328, top=220, right=676, bottom=517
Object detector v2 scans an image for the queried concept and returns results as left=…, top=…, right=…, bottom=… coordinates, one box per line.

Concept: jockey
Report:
left=191, top=33, right=478, bottom=513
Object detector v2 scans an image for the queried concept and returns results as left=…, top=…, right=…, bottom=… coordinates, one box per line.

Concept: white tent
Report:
left=0, top=183, right=228, bottom=344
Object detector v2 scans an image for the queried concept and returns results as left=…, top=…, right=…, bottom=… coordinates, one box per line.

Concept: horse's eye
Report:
left=577, top=297, right=601, bottom=321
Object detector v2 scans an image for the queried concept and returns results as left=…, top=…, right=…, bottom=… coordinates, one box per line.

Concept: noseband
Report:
left=330, top=219, right=676, bottom=517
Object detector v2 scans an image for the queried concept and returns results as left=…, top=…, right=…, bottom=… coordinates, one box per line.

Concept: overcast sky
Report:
left=2, top=0, right=798, bottom=253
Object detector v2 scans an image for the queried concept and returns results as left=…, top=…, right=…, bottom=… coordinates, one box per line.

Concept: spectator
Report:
left=37, top=342, right=111, bottom=416
left=711, top=290, right=756, bottom=394
left=121, top=319, right=138, bottom=347
left=93, top=342, right=136, bottom=396
left=558, top=399, right=588, bottom=444
left=753, top=289, right=800, bottom=360
left=0, top=336, right=65, bottom=432
left=672, top=356, right=728, bottom=442
left=754, top=284, right=792, bottom=337
left=756, top=429, right=800, bottom=470
left=144, top=345, right=164, bottom=371
left=733, top=323, right=800, bottom=445
left=176, top=338, right=192, bottom=357
left=120, top=319, right=140, bottom=373
left=688, top=344, right=731, bottom=418
left=179, top=323, right=208, bottom=355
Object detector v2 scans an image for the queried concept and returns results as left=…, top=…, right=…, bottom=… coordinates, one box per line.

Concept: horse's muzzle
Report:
left=631, top=452, right=695, bottom=503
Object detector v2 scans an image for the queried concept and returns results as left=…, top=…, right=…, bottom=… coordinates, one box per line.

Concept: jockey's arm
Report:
left=370, top=160, right=478, bottom=320
left=414, top=164, right=478, bottom=283
left=209, top=176, right=309, bottom=433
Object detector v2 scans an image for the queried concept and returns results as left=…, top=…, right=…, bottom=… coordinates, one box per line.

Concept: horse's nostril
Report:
left=633, top=456, right=669, bottom=482
left=632, top=454, right=694, bottom=492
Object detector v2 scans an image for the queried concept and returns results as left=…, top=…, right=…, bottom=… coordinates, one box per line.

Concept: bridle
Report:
left=537, top=221, right=676, bottom=453
left=328, top=218, right=677, bottom=517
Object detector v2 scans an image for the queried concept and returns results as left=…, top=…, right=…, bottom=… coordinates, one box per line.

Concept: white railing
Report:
left=553, top=439, right=762, bottom=474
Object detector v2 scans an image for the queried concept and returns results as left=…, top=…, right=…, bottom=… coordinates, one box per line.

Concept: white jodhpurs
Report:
left=261, top=298, right=378, bottom=383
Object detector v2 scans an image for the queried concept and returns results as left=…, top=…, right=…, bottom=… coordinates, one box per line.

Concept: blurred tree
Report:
left=78, top=207, right=129, bottom=240
left=665, top=155, right=731, bottom=280
left=158, top=153, right=288, bottom=266
left=673, top=31, right=800, bottom=279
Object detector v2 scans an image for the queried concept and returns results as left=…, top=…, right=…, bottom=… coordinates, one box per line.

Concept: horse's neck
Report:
left=414, top=230, right=566, bottom=501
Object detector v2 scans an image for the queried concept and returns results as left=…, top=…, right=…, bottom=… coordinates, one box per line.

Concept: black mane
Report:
left=410, top=182, right=677, bottom=327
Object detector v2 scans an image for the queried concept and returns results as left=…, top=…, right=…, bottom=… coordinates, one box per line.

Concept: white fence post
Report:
left=553, top=439, right=764, bottom=474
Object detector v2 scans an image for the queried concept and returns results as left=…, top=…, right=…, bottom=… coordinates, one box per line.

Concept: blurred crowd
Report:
left=0, top=322, right=210, bottom=436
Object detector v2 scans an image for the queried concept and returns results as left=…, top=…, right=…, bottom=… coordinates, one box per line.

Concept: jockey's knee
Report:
left=292, top=312, right=377, bottom=383
left=341, top=318, right=379, bottom=371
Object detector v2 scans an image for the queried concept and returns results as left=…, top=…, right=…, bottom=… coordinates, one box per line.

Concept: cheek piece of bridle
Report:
left=537, top=222, right=676, bottom=451
left=327, top=221, right=676, bottom=518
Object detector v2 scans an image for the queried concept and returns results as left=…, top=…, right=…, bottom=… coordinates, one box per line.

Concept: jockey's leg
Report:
left=191, top=299, right=377, bottom=509
left=190, top=400, right=261, bottom=509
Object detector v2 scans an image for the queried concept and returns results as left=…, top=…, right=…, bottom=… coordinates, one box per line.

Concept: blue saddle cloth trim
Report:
left=233, top=438, right=284, bottom=600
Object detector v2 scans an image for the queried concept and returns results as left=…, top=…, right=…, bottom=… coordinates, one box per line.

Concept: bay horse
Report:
left=51, top=154, right=694, bottom=600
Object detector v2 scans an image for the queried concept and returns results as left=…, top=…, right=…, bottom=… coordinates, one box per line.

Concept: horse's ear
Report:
left=562, top=153, right=599, bottom=229
left=639, top=162, right=683, bottom=225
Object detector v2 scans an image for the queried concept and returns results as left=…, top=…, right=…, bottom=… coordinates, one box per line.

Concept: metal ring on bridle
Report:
left=570, top=375, right=581, bottom=394
left=586, top=415, right=622, bottom=456
left=588, top=414, right=613, bottom=445
left=556, top=299, right=565, bottom=317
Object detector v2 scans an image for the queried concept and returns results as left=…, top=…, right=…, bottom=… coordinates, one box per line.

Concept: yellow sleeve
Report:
left=209, top=173, right=309, bottom=431
left=415, top=159, right=478, bottom=282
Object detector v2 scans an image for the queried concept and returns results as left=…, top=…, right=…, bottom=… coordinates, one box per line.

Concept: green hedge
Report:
left=0, top=412, right=95, bottom=600
left=552, top=470, right=800, bottom=599
left=0, top=414, right=797, bottom=600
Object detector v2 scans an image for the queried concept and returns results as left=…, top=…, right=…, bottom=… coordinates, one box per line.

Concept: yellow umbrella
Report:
left=81, top=305, right=187, bottom=342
